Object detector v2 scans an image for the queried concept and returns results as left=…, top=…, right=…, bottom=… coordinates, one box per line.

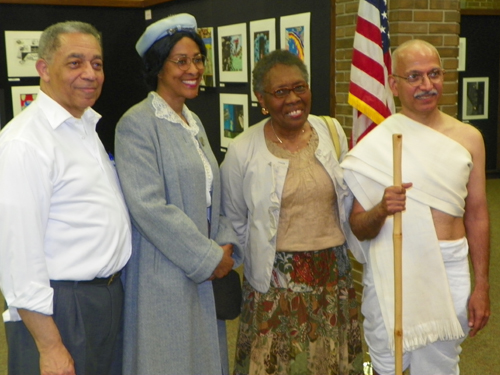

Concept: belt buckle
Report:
left=107, top=272, right=118, bottom=286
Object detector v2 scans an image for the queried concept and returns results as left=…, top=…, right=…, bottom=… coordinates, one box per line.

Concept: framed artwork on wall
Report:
left=249, top=18, right=276, bottom=102
left=219, top=93, right=248, bottom=149
left=11, top=85, right=39, bottom=117
left=217, top=23, right=248, bottom=83
left=5, top=31, right=42, bottom=78
left=197, top=27, right=216, bottom=87
left=280, top=12, right=311, bottom=83
left=462, top=77, right=489, bottom=120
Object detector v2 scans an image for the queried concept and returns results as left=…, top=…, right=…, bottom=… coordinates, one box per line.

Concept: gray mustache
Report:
left=414, top=89, right=438, bottom=99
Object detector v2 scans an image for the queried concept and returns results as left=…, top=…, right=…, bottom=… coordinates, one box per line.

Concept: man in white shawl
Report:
left=342, top=39, right=490, bottom=375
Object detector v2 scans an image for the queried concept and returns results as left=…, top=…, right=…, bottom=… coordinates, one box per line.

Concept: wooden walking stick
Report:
left=393, top=134, right=403, bottom=375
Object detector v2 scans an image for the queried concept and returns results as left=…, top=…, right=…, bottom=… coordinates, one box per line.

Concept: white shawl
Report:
left=341, top=114, right=472, bottom=352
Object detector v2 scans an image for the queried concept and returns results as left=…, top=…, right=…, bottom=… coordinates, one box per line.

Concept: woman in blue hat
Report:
left=115, top=13, right=242, bottom=375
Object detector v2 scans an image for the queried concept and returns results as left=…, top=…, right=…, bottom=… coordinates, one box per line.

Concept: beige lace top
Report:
left=266, top=128, right=346, bottom=251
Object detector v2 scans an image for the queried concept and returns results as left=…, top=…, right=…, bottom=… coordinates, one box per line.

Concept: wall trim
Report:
left=461, top=9, right=500, bottom=16
left=0, top=0, right=172, bottom=7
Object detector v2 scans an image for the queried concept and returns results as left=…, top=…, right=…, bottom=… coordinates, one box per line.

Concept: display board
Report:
left=0, top=0, right=332, bottom=163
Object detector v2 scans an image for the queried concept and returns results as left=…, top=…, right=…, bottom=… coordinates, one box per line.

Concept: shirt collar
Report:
left=37, top=89, right=102, bottom=130
left=150, top=91, right=199, bottom=136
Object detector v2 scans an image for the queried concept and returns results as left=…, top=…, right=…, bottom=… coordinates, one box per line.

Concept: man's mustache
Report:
left=414, top=89, right=438, bottom=99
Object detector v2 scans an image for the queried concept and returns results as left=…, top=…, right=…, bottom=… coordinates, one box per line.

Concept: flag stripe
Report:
left=357, top=120, right=378, bottom=142
left=351, top=48, right=384, bottom=85
left=348, top=91, right=389, bottom=124
left=356, top=15, right=382, bottom=47
left=384, top=52, right=393, bottom=75
left=349, top=65, right=389, bottom=116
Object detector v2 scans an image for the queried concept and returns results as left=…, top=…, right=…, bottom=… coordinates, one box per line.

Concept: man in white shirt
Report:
left=0, top=21, right=131, bottom=375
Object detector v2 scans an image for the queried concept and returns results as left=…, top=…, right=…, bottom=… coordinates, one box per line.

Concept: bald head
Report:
left=392, top=39, right=442, bottom=74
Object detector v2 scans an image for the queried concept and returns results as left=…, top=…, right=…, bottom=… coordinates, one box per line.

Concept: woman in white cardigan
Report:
left=221, top=50, right=362, bottom=375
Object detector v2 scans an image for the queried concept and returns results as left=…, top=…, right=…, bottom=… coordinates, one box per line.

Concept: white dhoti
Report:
left=341, top=114, right=473, bottom=365
left=363, top=238, right=471, bottom=375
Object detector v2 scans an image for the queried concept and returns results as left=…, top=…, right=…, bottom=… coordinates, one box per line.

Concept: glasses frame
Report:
left=392, top=68, right=446, bottom=87
left=263, top=83, right=310, bottom=99
left=166, top=55, right=206, bottom=71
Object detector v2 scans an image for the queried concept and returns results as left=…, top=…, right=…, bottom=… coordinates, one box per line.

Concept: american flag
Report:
left=348, top=0, right=395, bottom=147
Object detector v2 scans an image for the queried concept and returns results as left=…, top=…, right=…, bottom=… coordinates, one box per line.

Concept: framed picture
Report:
left=249, top=18, right=276, bottom=101
left=11, top=85, right=39, bottom=117
left=197, top=27, right=216, bottom=87
left=280, top=13, right=311, bottom=82
left=5, top=31, right=42, bottom=78
left=217, top=23, right=248, bottom=83
left=220, top=93, right=248, bottom=149
left=462, top=77, right=489, bottom=120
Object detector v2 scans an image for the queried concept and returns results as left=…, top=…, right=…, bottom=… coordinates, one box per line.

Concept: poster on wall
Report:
left=11, top=86, right=39, bottom=117
left=217, top=23, right=248, bottom=83
left=197, top=27, right=216, bottom=87
left=5, top=31, right=42, bottom=78
left=219, top=93, right=248, bottom=149
left=462, top=77, right=489, bottom=120
left=280, top=13, right=311, bottom=83
left=249, top=18, right=276, bottom=101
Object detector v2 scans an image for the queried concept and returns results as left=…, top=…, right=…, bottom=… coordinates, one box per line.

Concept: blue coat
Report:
left=115, top=93, right=242, bottom=375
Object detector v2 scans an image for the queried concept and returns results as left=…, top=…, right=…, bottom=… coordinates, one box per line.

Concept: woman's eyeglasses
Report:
left=167, top=55, right=206, bottom=71
left=264, top=84, right=309, bottom=99
left=392, top=68, right=445, bottom=87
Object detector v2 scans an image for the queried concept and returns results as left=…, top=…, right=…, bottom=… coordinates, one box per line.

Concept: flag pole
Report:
left=393, top=134, right=403, bottom=375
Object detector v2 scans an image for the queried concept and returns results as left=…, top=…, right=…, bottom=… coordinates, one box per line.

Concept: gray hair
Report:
left=392, top=39, right=442, bottom=73
left=252, top=49, right=309, bottom=94
left=38, top=21, right=102, bottom=62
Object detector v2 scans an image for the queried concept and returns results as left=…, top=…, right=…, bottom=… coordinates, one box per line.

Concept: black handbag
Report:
left=212, top=269, right=242, bottom=320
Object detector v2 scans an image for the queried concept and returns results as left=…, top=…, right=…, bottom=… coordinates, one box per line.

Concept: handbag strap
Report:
left=320, top=115, right=341, bottom=160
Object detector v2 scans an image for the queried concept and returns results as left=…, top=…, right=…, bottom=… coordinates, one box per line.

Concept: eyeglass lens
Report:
left=271, top=84, right=308, bottom=98
left=395, top=69, right=444, bottom=86
left=170, top=56, right=206, bottom=71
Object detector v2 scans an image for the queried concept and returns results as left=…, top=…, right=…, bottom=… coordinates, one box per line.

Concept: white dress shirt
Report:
left=0, top=90, right=132, bottom=322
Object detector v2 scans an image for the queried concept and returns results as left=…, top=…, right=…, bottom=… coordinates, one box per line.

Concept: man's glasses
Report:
left=392, top=68, right=445, bottom=87
left=264, top=83, right=309, bottom=99
left=167, top=55, right=206, bottom=71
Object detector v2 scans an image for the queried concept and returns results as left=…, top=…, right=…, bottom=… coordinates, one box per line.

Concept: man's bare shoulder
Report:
left=439, top=112, right=484, bottom=154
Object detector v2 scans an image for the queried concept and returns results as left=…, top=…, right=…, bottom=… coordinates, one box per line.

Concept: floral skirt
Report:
left=233, top=244, right=363, bottom=375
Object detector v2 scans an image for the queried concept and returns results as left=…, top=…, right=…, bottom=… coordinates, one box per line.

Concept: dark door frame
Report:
left=461, top=9, right=500, bottom=177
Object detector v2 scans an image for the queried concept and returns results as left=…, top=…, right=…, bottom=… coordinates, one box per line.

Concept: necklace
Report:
left=270, top=119, right=304, bottom=144
left=270, top=119, right=283, bottom=144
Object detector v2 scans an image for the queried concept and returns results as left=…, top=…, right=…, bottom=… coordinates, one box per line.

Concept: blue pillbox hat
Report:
left=135, top=13, right=198, bottom=57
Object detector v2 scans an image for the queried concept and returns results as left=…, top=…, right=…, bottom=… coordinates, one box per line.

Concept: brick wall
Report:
left=334, top=0, right=461, bottom=137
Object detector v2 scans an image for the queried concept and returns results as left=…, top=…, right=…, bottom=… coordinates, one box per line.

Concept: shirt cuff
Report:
left=4, top=282, right=54, bottom=321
